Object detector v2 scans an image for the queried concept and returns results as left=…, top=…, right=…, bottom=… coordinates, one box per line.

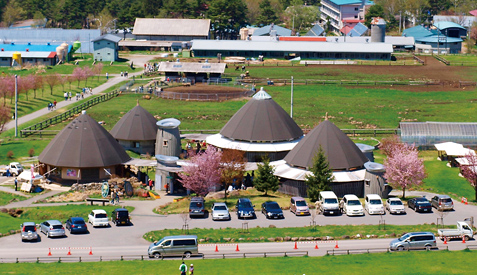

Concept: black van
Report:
left=112, top=208, right=130, bottom=226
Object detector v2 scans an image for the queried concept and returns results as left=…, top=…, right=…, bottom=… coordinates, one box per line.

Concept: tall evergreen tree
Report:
left=305, top=146, right=333, bottom=202
left=254, top=157, right=280, bottom=196
left=208, top=0, right=248, bottom=40
left=256, top=0, right=278, bottom=27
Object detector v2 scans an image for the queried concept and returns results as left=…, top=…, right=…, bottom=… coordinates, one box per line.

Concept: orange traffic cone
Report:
left=235, top=244, right=240, bottom=252
left=215, top=245, right=219, bottom=252
left=48, top=248, right=52, bottom=256
left=89, top=247, right=93, bottom=255
left=315, top=243, right=319, bottom=249
left=335, top=241, right=339, bottom=249
left=67, top=247, right=71, bottom=256
left=462, top=235, right=466, bottom=244
left=294, top=242, right=298, bottom=249
left=443, top=237, right=447, bottom=244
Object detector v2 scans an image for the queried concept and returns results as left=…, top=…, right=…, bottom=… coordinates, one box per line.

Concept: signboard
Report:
left=101, top=182, right=109, bottom=198
left=124, top=181, right=133, bottom=197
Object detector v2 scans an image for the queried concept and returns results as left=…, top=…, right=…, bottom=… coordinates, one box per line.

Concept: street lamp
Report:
left=14, top=75, right=18, bottom=137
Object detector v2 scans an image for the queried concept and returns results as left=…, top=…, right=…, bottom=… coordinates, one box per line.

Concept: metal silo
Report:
left=370, top=17, right=386, bottom=43
left=155, top=118, right=181, bottom=157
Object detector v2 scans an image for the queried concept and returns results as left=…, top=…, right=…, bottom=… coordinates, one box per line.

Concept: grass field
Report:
left=143, top=224, right=447, bottom=244
left=0, top=205, right=134, bottom=236
left=0, top=191, right=27, bottom=206
left=445, top=54, right=477, bottom=66
left=0, top=250, right=475, bottom=274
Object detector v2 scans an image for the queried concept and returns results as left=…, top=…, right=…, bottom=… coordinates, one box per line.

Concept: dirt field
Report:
left=166, top=84, right=246, bottom=94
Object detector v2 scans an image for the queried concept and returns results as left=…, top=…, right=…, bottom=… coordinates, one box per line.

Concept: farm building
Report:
left=0, top=42, right=71, bottom=67
left=272, top=118, right=390, bottom=198
left=0, top=28, right=100, bottom=53
left=132, top=18, right=210, bottom=41
left=110, top=101, right=158, bottom=155
left=320, top=0, right=374, bottom=33
left=206, top=87, right=304, bottom=162
left=38, top=111, right=131, bottom=183
left=158, top=61, right=226, bottom=83
left=400, top=122, right=477, bottom=149
left=191, top=39, right=393, bottom=60
left=92, top=34, right=122, bottom=62
left=252, top=24, right=292, bottom=37
left=433, top=21, right=467, bottom=38
left=403, top=24, right=462, bottom=54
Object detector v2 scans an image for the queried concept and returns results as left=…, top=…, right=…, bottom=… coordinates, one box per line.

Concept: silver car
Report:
left=212, top=203, right=231, bottom=221
left=40, top=220, right=66, bottom=238
left=21, top=222, right=39, bottom=242
left=386, top=198, right=406, bottom=214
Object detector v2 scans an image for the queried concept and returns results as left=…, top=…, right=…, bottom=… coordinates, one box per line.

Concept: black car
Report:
left=236, top=198, right=255, bottom=219
left=408, top=197, right=432, bottom=213
left=65, top=217, right=88, bottom=234
left=189, top=197, right=205, bottom=218
left=112, top=208, right=130, bottom=226
left=261, top=201, right=284, bottom=219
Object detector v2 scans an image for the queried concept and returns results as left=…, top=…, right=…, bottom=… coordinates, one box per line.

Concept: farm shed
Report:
left=158, top=61, right=226, bottom=82
left=132, top=18, right=210, bottom=41
left=400, top=122, right=477, bottom=149
left=92, top=34, right=121, bottom=62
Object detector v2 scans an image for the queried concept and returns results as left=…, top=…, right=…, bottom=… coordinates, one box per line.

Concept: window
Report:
left=354, top=15, right=358, bottom=18
left=163, top=140, right=168, bottom=146
left=1, top=58, right=7, bottom=61
left=173, top=239, right=196, bottom=246
left=355, top=7, right=358, bottom=11
left=108, top=53, right=111, bottom=55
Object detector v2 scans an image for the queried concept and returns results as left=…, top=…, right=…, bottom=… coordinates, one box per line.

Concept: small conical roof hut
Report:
left=220, top=88, right=303, bottom=142
left=284, top=119, right=368, bottom=170
left=110, top=102, right=157, bottom=141
left=39, top=111, right=131, bottom=168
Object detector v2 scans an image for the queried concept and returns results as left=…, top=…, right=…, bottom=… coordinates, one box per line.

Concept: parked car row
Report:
left=20, top=208, right=131, bottom=242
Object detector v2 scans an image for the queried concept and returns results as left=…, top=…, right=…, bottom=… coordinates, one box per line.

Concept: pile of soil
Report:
left=166, top=84, right=246, bottom=94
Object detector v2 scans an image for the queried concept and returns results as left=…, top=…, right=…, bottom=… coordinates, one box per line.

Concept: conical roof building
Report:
left=39, top=111, right=131, bottom=182
left=284, top=119, right=368, bottom=170
left=220, top=87, right=303, bottom=142
left=110, top=102, right=157, bottom=155
left=206, top=88, right=303, bottom=161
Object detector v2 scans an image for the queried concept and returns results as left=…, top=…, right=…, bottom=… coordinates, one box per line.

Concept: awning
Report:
left=271, top=160, right=366, bottom=182
left=206, top=134, right=301, bottom=152
left=434, top=142, right=476, bottom=157
left=122, top=158, right=157, bottom=167
left=18, top=170, right=43, bottom=182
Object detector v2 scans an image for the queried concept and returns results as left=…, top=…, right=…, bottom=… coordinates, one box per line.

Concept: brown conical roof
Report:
left=39, top=112, right=131, bottom=168
left=220, top=88, right=303, bottom=142
left=110, top=103, right=157, bottom=141
left=284, top=119, right=368, bottom=170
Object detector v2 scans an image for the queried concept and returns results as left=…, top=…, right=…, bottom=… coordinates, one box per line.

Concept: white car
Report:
left=340, top=194, right=364, bottom=216
left=365, top=194, right=385, bottom=215
left=212, top=203, right=231, bottom=221
left=386, top=198, right=406, bottom=214
left=88, top=209, right=109, bottom=227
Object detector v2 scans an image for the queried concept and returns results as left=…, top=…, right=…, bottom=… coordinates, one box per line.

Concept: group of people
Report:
left=120, top=71, right=129, bottom=77
left=110, top=190, right=120, bottom=205
left=185, top=140, right=206, bottom=156
left=179, top=262, right=194, bottom=275
left=143, top=62, right=158, bottom=73
left=47, top=100, right=57, bottom=111
left=62, top=89, right=91, bottom=102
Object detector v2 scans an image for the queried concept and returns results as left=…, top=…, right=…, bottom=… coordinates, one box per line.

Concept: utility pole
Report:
left=290, top=76, right=294, bottom=118
left=14, top=75, right=18, bottom=137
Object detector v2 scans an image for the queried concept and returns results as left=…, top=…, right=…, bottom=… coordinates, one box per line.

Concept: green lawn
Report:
left=143, top=224, right=447, bottom=244
left=0, top=191, right=28, bottom=206
left=0, top=205, right=134, bottom=236
left=445, top=54, right=477, bottom=66
left=0, top=250, right=475, bottom=274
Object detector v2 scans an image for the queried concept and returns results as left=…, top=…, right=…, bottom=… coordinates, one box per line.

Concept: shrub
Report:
left=28, top=148, right=35, bottom=157
left=6, top=151, right=13, bottom=159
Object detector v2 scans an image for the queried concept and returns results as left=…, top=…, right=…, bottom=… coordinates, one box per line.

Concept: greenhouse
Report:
left=400, top=122, right=477, bottom=148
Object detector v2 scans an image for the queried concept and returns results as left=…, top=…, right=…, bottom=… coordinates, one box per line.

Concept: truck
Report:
left=0, top=162, right=24, bottom=177
left=437, top=221, right=474, bottom=241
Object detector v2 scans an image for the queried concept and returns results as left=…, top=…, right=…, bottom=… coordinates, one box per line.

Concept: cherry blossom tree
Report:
left=23, top=75, right=36, bottom=101
left=460, top=153, right=477, bottom=201
left=93, top=63, right=104, bottom=81
left=72, top=67, right=85, bottom=87
left=220, top=149, right=246, bottom=201
left=44, top=73, right=60, bottom=95
left=83, top=67, right=94, bottom=86
left=383, top=143, right=426, bottom=199
left=0, top=105, right=11, bottom=132
left=32, top=74, right=43, bottom=99
left=379, top=135, right=408, bottom=157
left=178, top=146, right=223, bottom=197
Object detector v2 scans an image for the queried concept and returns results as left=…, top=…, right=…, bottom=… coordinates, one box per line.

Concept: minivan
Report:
left=148, top=235, right=198, bottom=258
left=290, top=197, right=309, bottom=216
left=389, top=232, right=437, bottom=251
left=318, top=191, right=340, bottom=215
left=112, top=208, right=130, bottom=226
left=431, top=195, right=454, bottom=211
left=341, top=194, right=364, bottom=216
left=365, top=194, right=385, bottom=215
left=21, top=222, right=39, bottom=242
left=189, top=197, right=205, bottom=218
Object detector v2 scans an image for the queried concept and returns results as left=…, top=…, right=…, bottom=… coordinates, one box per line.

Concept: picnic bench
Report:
left=86, top=198, right=110, bottom=206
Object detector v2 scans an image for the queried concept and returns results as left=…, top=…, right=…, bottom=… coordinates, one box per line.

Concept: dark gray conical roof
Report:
left=284, top=119, right=368, bottom=170
left=220, top=88, right=303, bottom=142
left=39, top=112, right=131, bottom=168
left=110, top=103, right=157, bottom=141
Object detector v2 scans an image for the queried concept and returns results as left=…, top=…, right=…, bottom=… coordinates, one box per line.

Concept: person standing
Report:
left=64, top=92, right=68, bottom=101
left=68, top=91, right=72, bottom=100
left=148, top=179, right=153, bottom=190
left=53, top=100, right=57, bottom=109
left=189, top=264, right=194, bottom=275
left=179, top=262, right=187, bottom=275
left=14, top=177, right=18, bottom=191
left=106, top=72, right=109, bottom=80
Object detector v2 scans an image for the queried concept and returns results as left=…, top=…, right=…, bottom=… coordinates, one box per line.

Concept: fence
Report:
left=157, top=90, right=254, bottom=102
left=0, top=251, right=308, bottom=263
left=325, top=246, right=453, bottom=256
left=20, top=90, right=119, bottom=137
left=236, top=78, right=446, bottom=87
left=433, top=55, right=450, bottom=65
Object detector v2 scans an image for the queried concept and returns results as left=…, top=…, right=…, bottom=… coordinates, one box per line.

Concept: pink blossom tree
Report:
left=379, top=135, right=409, bottom=158
left=178, top=146, right=223, bottom=197
left=44, top=73, right=60, bottom=95
left=32, top=74, right=43, bottom=98
left=72, top=67, right=85, bottom=87
left=384, top=143, right=426, bottom=199
left=0, top=105, right=11, bottom=132
left=93, top=63, right=104, bottom=81
left=83, top=67, right=94, bottom=86
left=22, top=75, right=36, bottom=101
left=460, top=153, right=477, bottom=201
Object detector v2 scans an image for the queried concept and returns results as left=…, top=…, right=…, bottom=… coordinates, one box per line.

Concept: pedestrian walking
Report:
left=189, top=264, right=194, bottom=275
left=47, top=102, right=51, bottom=111
left=106, top=72, right=109, bottom=80
left=179, top=262, right=187, bottom=275
left=115, top=191, right=120, bottom=204
left=53, top=100, right=57, bottom=109
left=165, top=183, right=169, bottom=194
left=69, top=91, right=72, bottom=100
left=76, top=92, right=80, bottom=100
left=14, top=177, right=18, bottom=191
left=148, top=179, right=153, bottom=190
left=64, top=92, right=68, bottom=101
left=121, top=71, right=123, bottom=77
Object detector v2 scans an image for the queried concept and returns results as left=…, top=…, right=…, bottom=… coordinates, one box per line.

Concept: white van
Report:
left=365, top=194, right=385, bottom=215
left=318, top=191, right=340, bottom=215
left=340, top=194, right=364, bottom=216
left=148, top=235, right=198, bottom=258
